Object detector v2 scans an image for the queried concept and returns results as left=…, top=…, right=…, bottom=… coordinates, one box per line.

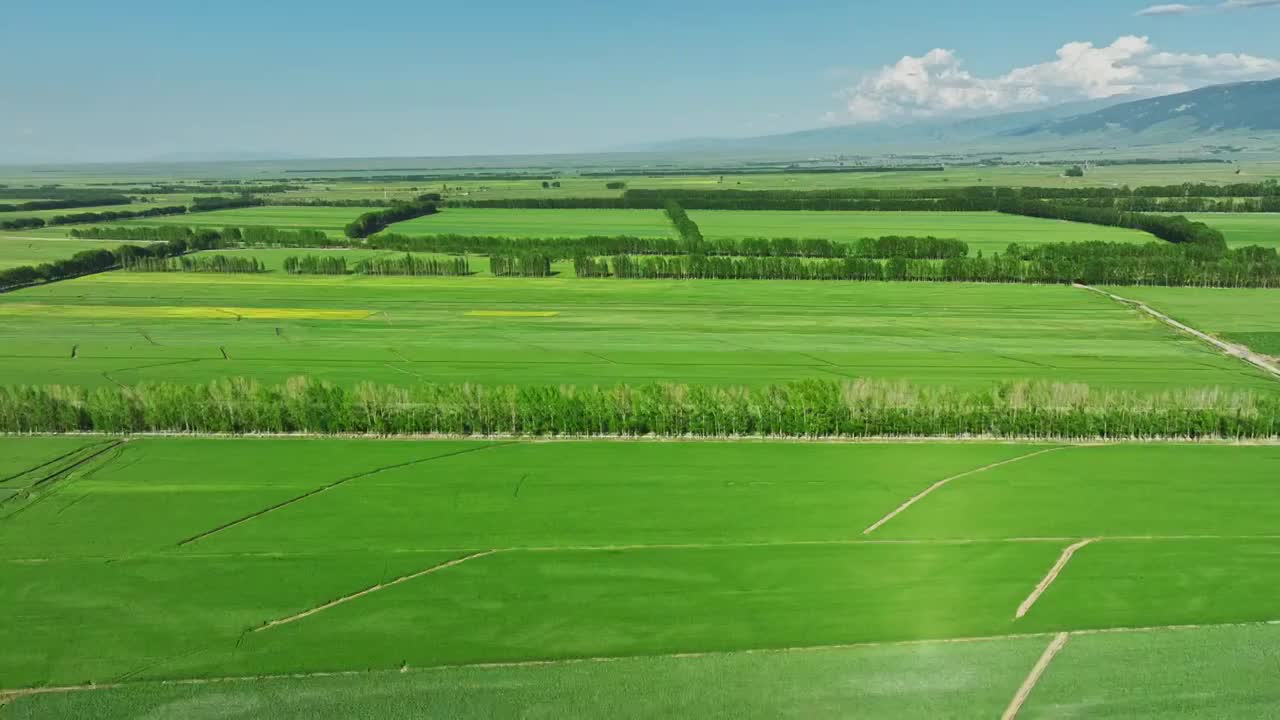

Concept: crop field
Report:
left=118, top=206, right=370, bottom=236
left=1110, top=286, right=1280, bottom=357
left=691, top=210, right=1154, bottom=254
left=0, top=272, right=1270, bottom=391
left=0, top=237, right=127, bottom=269
left=1181, top=213, right=1280, bottom=249
left=386, top=208, right=676, bottom=238
left=3, top=438, right=1280, bottom=718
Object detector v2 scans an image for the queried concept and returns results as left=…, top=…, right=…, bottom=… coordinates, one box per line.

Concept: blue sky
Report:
left=3, top=0, right=1279, bottom=163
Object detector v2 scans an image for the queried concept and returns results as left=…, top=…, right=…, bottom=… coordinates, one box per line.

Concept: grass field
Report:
left=119, top=206, right=369, bottom=236
left=691, top=210, right=1154, bottom=254
left=4, top=437, right=1280, bottom=717
left=1110, top=286, right=1280, bottom=356
left=1181, top=213, right=1280, bottom=249
left=386, top=208, right=676, bottom=238
left=0, top=273, right=1269, bottom=391
left=0, top=236, right=130, bottom=269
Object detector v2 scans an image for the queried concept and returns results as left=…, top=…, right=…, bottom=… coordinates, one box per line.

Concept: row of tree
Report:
left=354, top=254, right=470, bottom=276
left=284, top=255, right=349, bottom=275
left=490, top=253, right=553, bottom=277
left=0, top=196, right=131, bottom=213
left=189, top=195, right=265, bottom=212
left=124, top=255, right=266, bottom=273
left=592, top=241, right=1280, bottom=287
left=72, top=224, right=339, bottom=248
left=2, top=378, right=1273, bottom=439
left=664, top=200, right=704, bottom=243
left=1, top=205, right=188, bottom=230
left=344, top=196, right=439, bottom=238
left=995, top=200, right=1228, bottom=250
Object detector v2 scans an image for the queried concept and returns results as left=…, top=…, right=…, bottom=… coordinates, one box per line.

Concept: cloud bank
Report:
left=1136, top=0, right=1280, bottom=15
left=834, top=36, right=1280, bottom=123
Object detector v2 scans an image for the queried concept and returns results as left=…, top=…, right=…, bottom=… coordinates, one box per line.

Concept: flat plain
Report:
left=0, top=272, right=1269, bottom=391
left=1109, top=286, right=1280, bottom=356
left=691, top=210, right=1155, bottom=254
left=4, top=437, right=1280, bottom=718
left=1180, top=213, right=1280, bottom=248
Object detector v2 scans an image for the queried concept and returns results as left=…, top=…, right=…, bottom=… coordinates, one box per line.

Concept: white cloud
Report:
left=833, top=36, right=1280, bottom=123
left=1136, top=4, right=1200, bottom=15
left=1137, top=0, right=1280, bottom=13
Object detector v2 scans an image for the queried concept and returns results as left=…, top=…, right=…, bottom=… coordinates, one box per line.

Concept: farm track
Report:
left=176, top=442, right=515, bottom=547
left=4, top=619, right=1278, bottom=703
left=1077, top=284, right=1280, bottom=381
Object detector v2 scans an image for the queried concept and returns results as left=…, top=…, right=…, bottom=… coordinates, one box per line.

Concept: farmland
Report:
left=691, top=210, right=1154, bottom=254
left=4, top=438, right=1280, bottom=718
left=3, top=161, right=1280, bottom=718
left=1181, top=213, right=1280, bottom=249
left=1109, top=286, right=1280, bottom=356
left=0, top=272, right=1269, bottom=391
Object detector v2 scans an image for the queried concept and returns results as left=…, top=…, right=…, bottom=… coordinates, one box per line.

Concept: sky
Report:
left=2, top=0, right=1279, bottom=164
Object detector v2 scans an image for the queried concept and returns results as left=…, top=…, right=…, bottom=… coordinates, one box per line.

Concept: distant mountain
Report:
left=1008, top=78, right=1280, bottom=137
left=635, top=79, right=1280, bottom=157
left=635, top=97, right=1131, bottom=155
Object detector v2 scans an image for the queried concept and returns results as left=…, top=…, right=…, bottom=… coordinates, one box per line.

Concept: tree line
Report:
left=1, top=205, right=187, bottom=231
left=590, top=241, right=1280, bottom=287
left=344, top=196, right=440, bottom=238
left=124, top=255, right=266, bottom=274
left=0, top=196, right=131, bottom=213
left=664, top=200, right=704, bottom=243
left=354, top=254, right=470, bottom=276
left=490, top=253, right=553, bottom=277
left=995, top=200, right=1227, bottom=250
left=2, top=377, right=1273, bottom=439
left=190, top=196, right=265, bottom=212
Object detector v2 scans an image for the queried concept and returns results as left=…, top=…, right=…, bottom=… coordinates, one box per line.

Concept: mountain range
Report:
left=637, top=78, right=1280, bottom=157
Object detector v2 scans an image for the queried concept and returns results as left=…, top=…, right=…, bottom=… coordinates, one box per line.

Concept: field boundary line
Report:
left=862, top=446, right=1070, bottom=535
left=1015, top=538, right=1098, bottom=619
left=6, top=431, right=1280, bottom=445
left=14, top=533, right=1280, bottom=565
left=0, top=440, right=126, bottom=518
left=0, top=441, right=108, bottom=485
left=253, top=550, right=499, bottom=632
left=1001, top=632, right=1069, bottom=720
left=6, top=620, right=1279, bottom=703
left=177, top=442, right=514, bottom=547
left=1076, top=284, right=1280, bottom=380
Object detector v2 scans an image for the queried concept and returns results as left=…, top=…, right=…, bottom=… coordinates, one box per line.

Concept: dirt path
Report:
left=1001, top=632, right=1070, bottom=720
left=1077, top=284, right=1280, bottom=381
left=1016, top=538, right=1098, bottom=619
left=862, top=447, right=1071, bottom=535
left=253, top=550, right=498, bottom=632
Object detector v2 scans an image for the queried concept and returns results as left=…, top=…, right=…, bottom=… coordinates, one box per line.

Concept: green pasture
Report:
left=4, top=438, right=1280, bottom=711
left=0, top=274, right=1269, bottom=391
left=119, top=206, right=368, bottom=236
left=384, top=207, right=675, bottom=237
left=691, top=210, right=1154, bottom=254
left=1111, top=286, right=1280, bottom=356
left=1181, top=213, right=1280, bottom=249
left=0, top=237, right=131, bottom=269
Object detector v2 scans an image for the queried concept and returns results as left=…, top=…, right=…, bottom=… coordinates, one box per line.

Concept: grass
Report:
left=1107, top=286, right=1280, bottom=356
left=1180, top=213, right=1280, bottom=249
left=0, top=237, right=131, bottom=269
left=0, top=274, right=1269, bottom=391
left=3, top=438, right=1280, bottom=707
left=3, top=636, right=1051, bottom=719
left=385, top=207, right=676, bottom=238
left=119, top=206, right=369, bottom=236
left=691, top=210, right=1154, bottom=254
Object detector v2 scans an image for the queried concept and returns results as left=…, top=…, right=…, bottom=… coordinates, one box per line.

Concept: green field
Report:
left=119, top=206, right=369, bottom=236
left=4, top=438, right=1280, bottom=717
left=1110, top=286, right=1280, bottom=356
left=0, top=237, right=129, bottom=269
left=0, top=272, right=1269, bottom=391
left=386, top=207, right=676, bottom=238
left=1182, top=213, right=1280, bottom=249
left=692, top=210, right=1154, bottom=254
